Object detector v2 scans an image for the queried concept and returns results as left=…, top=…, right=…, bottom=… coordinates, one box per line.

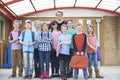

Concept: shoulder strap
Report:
left=41, top=32, right=49, bottom=39
left=22, top=31, right=25, bottom=41
left=31, top=31, right=34, bottom=42
left=18, top=30, right=21, bottom=37
left=9, top=32, right=13, bottom=40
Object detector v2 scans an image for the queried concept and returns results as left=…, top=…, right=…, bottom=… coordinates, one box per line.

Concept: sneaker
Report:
left=28, top=75, right=32, bottom=79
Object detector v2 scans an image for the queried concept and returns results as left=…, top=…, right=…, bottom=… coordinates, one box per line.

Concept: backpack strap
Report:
left=22, top=31, right=25, bottom=41
left=18, top=30, right=21, bottom=37
left=31, top=31, right=34, bottom=42
left=41, top=32, right=49, bottom=39
left=9, top=32, right=13, bottom=40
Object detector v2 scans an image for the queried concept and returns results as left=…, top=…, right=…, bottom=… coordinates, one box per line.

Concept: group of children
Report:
left=9, top=10, right=103, bottom=80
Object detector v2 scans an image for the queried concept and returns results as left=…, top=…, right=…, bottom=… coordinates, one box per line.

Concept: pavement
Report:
left=0, top=66, right=120, bottom=80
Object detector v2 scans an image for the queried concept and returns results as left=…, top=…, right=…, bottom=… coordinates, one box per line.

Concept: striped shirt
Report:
left=9, top=29, right=22, bottom=50
left=38, top=32, right=52, bottom=51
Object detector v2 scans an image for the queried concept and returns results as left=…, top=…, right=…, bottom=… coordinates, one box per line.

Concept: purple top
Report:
left=9, top=29, right=22, bottom=50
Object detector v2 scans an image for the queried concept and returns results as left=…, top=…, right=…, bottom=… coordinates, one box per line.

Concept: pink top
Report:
left=86, top=34, right=97, bottom=53
left=52, top=30, right=61, bottom=50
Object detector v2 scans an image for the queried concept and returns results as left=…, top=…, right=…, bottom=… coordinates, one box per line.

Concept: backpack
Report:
left=9, top=30, right=21, bottom=40
left=22, top=30, right=34, bottom=42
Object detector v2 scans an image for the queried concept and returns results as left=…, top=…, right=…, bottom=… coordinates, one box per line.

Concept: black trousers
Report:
left=34, top=49, right=40, bottom=76
left=51, top=49, right=59, bottom=75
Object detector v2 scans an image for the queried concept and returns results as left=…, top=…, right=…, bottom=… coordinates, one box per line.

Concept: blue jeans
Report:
left=23, top=51, right=34, bottom=75
left=74, top=68, right=88, bottom=78
left=39, top=51, right=51, bottom=71
left=73, top=53, right=88, bottom=78
left=87, top=53, right=98, bottom=70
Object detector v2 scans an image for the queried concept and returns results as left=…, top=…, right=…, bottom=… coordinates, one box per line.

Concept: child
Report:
left=50, top=20, right=61, bottom=77
left=56, top=24, right=72, bottom=80
left=86, top=25, right=103, bottom=78
left=19, top=20, right=37, bottom=79
left=9, top=20, right=23, bottom=78
left=73, top=23, right=88, bottom=79
left=33, top=20, right=41, bottom=78
left=38, top=22, right=52, bottom=79
left=66, top=20, right=76, bottom=78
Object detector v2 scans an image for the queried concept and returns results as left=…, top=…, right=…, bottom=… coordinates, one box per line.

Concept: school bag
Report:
left=70, top=55, right=88, bottom=69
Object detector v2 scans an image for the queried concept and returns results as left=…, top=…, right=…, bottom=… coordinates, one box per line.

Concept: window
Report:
left=0, top=19, right=5, bottom=41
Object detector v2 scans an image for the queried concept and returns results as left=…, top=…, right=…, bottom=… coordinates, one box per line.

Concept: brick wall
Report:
left=22, top=16, right=120, bottom=66
left=101, top=16, right=120, bottom=66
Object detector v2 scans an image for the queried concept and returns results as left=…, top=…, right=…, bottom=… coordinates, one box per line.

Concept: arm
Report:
left=73, top=34, right=78, bottom=52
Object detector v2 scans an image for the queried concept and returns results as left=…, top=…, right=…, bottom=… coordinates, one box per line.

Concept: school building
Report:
left=0, top=0, right=120, bottom=68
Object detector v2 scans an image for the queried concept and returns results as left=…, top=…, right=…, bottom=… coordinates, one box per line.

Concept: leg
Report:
left=87, top=53, right=93, bottom=78
left=11, top=50, right=16, bottom=77
left=44, top=51, right=50, bottom=78
left=39, top=51, right=44, bottom=79
left=16, top=50, right=23, bottom=77
left=34, top=49, right=40, bottom=78
left=74, top=69, right=79, bottom=78
left=83, top=68, right=88, bottom=79
left=23, top=52, right=29, bottom=79
left=93, top=53, right=103, bottom=78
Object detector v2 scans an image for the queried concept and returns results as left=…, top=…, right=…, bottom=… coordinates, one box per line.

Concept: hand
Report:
left=56, top=53, right=59, bottom=57
left=29, top=43, right=33, bottom=46
left=60, top=42, right=63, bottom=45
left=15, top=40, right=19, bottom=44
left=81, top=52, right=84, bottom=55
left=76, top=51, right=80, bottom=55
left=24, top=43, right=29, bottom=46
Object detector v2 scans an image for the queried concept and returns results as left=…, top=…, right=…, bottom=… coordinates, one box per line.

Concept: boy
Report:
left=9, top=20, right=23, bottom=77
left=33, top=20, right=41, bottom=78
left=19, top=20, right=37, bottom=79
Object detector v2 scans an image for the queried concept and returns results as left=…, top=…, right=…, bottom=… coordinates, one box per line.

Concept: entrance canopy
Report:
left=0, top=0, right=120, bottom=20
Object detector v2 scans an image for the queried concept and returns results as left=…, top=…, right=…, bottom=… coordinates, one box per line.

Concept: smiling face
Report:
left=56, top=11, right=63, bottom=20
left=67, top=20, right=74, bottom=29
left=61, top=24, right=67, bottom=34
left=87, top=25, right=94, bottom=34
left=13, top=20, right=20, bottom=29
left=41, top=23, right=48, bottom=32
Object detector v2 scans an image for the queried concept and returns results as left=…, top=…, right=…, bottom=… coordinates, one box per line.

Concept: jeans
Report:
left=73, top=53, right=88, bottom=78
left=23, top=51, right=34, bottom=76
left=39, top=51, right=51, bottom=71
left=87, top=53, right=98, bottom=70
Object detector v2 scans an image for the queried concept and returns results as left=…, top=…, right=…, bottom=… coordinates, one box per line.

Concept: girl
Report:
left=57, top=24, right=71, bottom=80
left=73, top=23, right=88, bottom=79
left=50, top=20, right=61, bottom=77
left=86, top=25, right=103, bottom=78
left=38, top=22, right=52, bottom=79
left=67, top=20, right=76, bottom=78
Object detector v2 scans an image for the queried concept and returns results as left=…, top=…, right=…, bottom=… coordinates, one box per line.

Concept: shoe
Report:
left=9, top=75, right=16, bottom=78
left=28, top=75, right=32, bottom=79
left=51, top=75, right=55, bottom=78
left=34, top=75, right=39, bottom=78
left=23, top=75, right=28, bottom=79
left=19, top=74, right=23, bottom=77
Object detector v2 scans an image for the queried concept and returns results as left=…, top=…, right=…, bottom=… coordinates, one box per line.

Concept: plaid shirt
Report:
left=38, top=32, right=52, bottom=51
